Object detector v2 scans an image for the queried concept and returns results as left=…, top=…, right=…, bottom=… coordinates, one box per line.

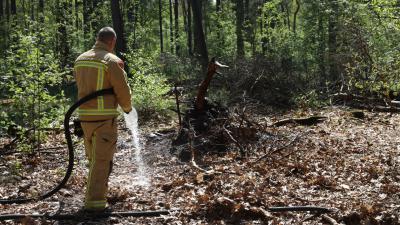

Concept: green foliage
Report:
left=294, top=90, right=329, bottom=109
left=0, top=28, right=65, bottom=139
left=126, top=51, right=173, bottom=119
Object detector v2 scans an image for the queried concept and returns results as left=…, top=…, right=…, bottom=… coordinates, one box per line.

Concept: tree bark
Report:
left=5, top=0, right=9, bottom=21
left=10, top=0, right=15, bottom=15
left=328, top=0, right=339, bottom=81
left=293, top=0, right=300, bottom=33
left=74, top=0, right=79, bottom=30
left=83, top=0, right=90, bottom=45
left=38, top=0, right=44, bottom=22
left=191, top=0, right=208, bottom=71
left=111, top=0, right=127, bottom=56
left=187, top=0, right=192, bottom=55
left=30, top=0, right=34, bottom=20
left=91, top=0, right=100, bottom=32
left=0, top=0, right=3, bottom=19
left=111, top=0, right=129, bottom=75
left=216, top=0, right=221, bottom=12
left=169, top=0, right=174, bottom=53
left=57, top=1, right=70, bottom=68
left=39, top=0, right=44, bottom=14
left=236, top=0, right=245, bottom=57
left=158, top=0, right=164, bottom=52
left=181, top=0, right=187, bottom=48
left=317, top=15, right=326, bottom=82
left=174, top=0, right=179, bottom=55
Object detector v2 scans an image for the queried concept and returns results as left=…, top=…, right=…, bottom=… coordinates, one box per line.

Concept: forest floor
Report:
left=1, top=106, right=400, bottom=224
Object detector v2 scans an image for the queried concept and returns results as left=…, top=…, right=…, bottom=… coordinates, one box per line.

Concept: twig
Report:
left=223, top=126, right=245, bottom=156
left=321, top=214, right=343, bottom=225
left=256, top=133, right=302, bottom=162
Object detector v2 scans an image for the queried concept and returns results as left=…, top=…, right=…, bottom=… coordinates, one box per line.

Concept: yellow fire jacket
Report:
left=74, top=41, right=132, bottom=121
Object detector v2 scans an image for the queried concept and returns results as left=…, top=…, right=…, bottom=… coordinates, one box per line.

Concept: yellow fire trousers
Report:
left=81, top=119, right=117, bottom=210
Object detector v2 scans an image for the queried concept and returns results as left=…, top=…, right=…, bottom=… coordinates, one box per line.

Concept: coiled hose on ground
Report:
left=0, top=88, right=115, bottom=204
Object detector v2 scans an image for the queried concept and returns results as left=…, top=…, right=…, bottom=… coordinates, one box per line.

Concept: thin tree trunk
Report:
left=191, top=0, right=208, bottom=71
left=202, top=0, right=207, bottom=39
left=39, top=0, right=44, bottom=13
left=83, top=0, right=90, bottom=42
left=29, top=0, right=34, bottom=20
left=74, top=0, right=79, bottom=30
left=187, top=0, right=192, bottom=55
left=216, top=0, right=221, bottom=12
left=0, top=0, right=3, bottom=19
left=57, top=1, right=69, bottom=67
left=181, top=0, right=187, bottom=42
left=159, top=0, right=164, bottom=52
left=39, top=0, right=44, bottom=22
left=169, top=0, right=174, bottom=53
left=5, top=0, right=9, bottom=21
left=10, top=0, right=15, bottom=15
left=236, top=0, right=245, bottom=57
left=328, top=0, right=338, bottom=81
left=174, top=0, right=179, bottom=54
left=111, top=0, right=127, bottom=55
left=92, top=0, right=100, bottom=32
left=317, top=15, right=326, bottom=83
left=293, top=0, right=300, bottom=33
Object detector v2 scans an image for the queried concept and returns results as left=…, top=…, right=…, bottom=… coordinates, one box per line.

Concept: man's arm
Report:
left=108, top=59, right=132, bottom=113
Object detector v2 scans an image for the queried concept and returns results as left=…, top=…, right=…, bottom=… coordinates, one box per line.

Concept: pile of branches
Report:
left=331, top=92, right=400, bottom=113
left=171, top=100, right=260, bottom=161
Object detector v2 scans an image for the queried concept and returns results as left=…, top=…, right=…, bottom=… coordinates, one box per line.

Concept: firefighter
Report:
left=74, top=27, right=132, bottom=212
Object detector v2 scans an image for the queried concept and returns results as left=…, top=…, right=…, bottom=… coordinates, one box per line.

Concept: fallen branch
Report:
left=321, top=214, right=343, bottom=225
left=272, top=116, right=327, bottom=127
left=223, top=126, right=245, bottom=156
left=268, top=206, right=333, bottom=213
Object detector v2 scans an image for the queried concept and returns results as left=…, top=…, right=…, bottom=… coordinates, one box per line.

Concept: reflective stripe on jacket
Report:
left=74, top=41, right=132, bottom=121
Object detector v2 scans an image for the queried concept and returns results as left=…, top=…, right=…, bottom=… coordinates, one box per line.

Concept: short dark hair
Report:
left=97, top=27, right=117, bottom=42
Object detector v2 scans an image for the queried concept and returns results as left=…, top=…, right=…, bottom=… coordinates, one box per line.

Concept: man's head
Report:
left=97, top=27, right=117, bottom=52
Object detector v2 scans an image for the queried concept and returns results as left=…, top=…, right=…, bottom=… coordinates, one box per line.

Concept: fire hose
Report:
left=0, top=88, right=115, bottom=204
left=0, top=89, right=334, bottom=220
left=0, top=88, right=169, bottom=219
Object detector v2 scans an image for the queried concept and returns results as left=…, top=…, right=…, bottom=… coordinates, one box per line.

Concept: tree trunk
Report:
left=328, top=0, right=338, bottom=81
left=39, top=0, right=44, bottom=13
left=181, top=0, right=187, bottom=51
left=5, top=0, right=9, bottom=21
left=236, top=0, right=245, bottom=57
left=159, top=0, right=164, bottom=52
left=111, top=0, right=128, bottom=71
left=38, top=0, right=44, bottom=22
left=191, top=0, right=208, bottom=71
left=202, top=0, right=207, bottom=39
left=0, top=0, right=3, bottom=19
left=57, top=1, right=69, bottom=68
left=293, top=0, right=300, bottom=33
left=91, top=0, right=100, bottom=32
left=10, top=0, right=15, bottom=15
left=30, top=0, right=34, bottom=20
left=216, top=0, right=221, bottom=12
left=74, top=0, right=79, bottom=30
left=83, top=0, right=90, bottom=47
left=127, top=2, right=137, bottom=48
left=317, top=15, right=326, bottom=83
left=169, top=0, right=174, bottom=53
left=174, top=0, right=179, bottom=55
left=187, top=0, right=192, bottom=55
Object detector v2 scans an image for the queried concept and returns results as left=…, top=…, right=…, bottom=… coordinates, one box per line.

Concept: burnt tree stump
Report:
left=171, top=58, right=229, bottom=161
